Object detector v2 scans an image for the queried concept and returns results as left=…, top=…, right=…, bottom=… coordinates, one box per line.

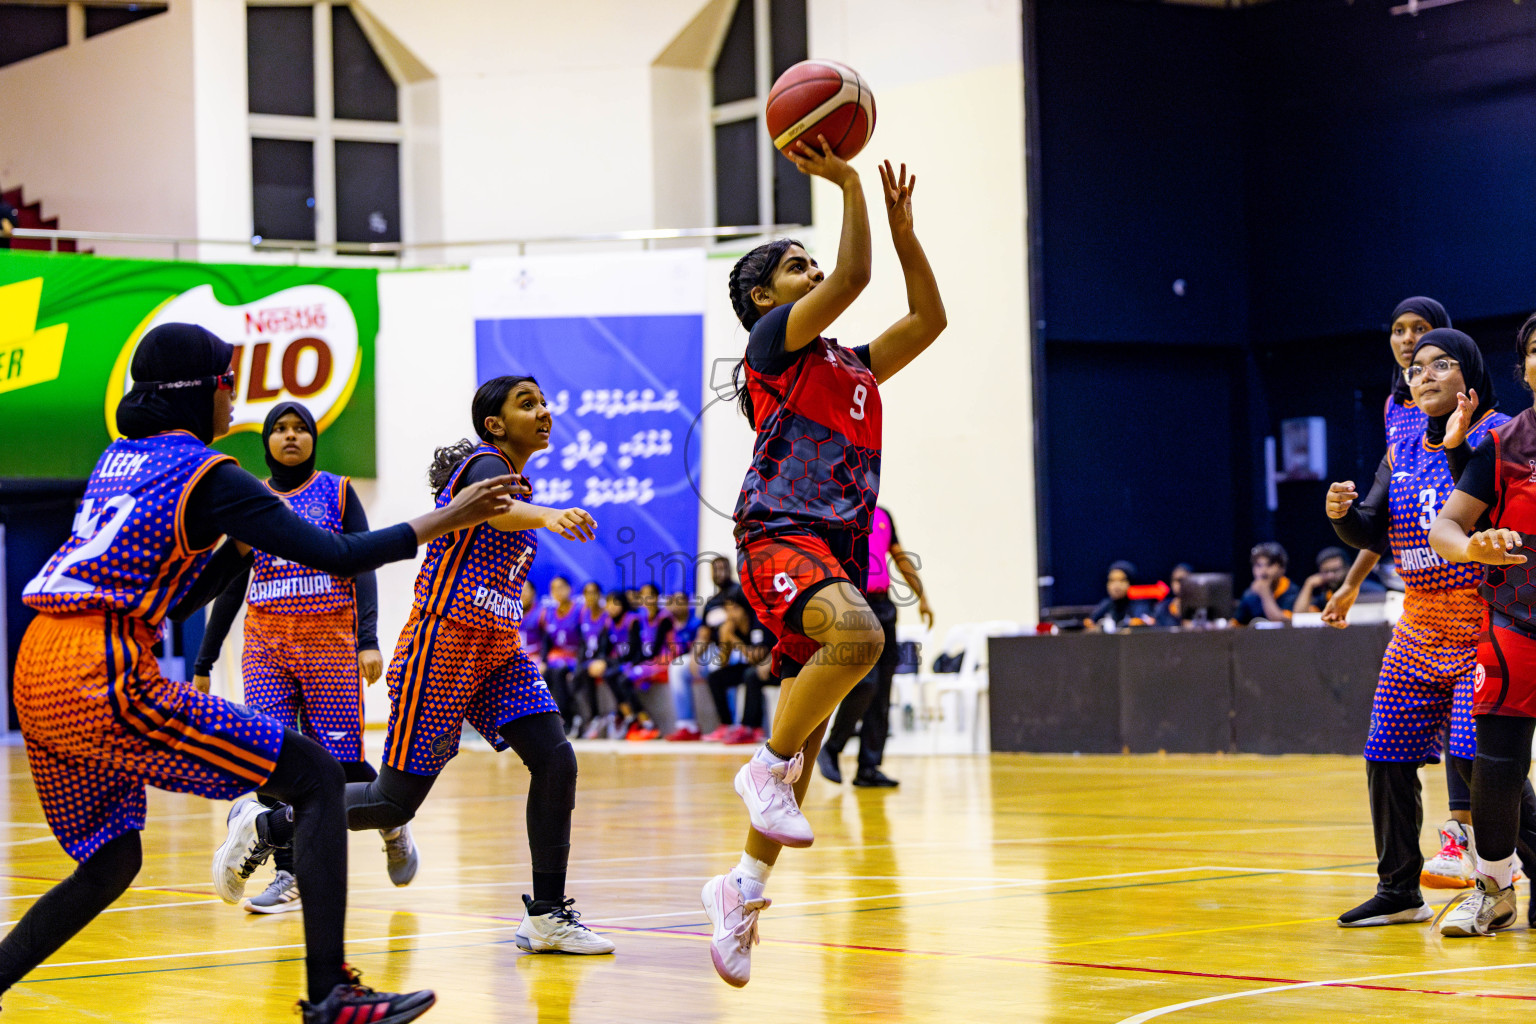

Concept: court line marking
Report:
left=1114, top=961, right=1536, bottom=1023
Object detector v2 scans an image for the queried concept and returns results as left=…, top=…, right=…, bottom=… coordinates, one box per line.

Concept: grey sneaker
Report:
left=1440, top=875, right=1518, bottom=937
left=381, top=824, right=419, bottom=886
left=213, top=798, right=274, bottom=904
left=242, top=870, right=302, bottom=914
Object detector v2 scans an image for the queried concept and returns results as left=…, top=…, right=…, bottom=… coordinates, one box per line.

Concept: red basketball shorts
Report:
left=242, top=606, right=364, bottom=762
left=15, top=612, right=285, bottom=861
left=1476, top=615, right=1536, bottom=718
left=737, top=530, right=866, bottom=675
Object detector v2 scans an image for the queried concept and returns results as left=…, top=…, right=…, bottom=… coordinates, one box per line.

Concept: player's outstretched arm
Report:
left=783, top=135, right=872, bottom=352
left=865, top=160, right=946, bottom=383
left=486, top=501, right=596, bottom=541
left=1430, top=490, right=1523, bottom=565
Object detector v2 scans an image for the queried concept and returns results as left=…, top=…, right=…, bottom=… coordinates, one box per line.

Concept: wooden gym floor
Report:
left=1, top=740, right=1535, bottom=1022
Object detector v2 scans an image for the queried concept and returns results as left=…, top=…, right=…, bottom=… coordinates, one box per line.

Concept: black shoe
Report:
left=1337, top=892, right=1432, bottom=928
left=817, top=747, right=842, bottom=784
left=852, top=767, right=899, bottom=788
left=299, top=967, right=436, bottom=1024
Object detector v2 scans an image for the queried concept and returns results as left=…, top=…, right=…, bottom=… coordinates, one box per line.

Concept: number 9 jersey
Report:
left=23, top=431, right=233, bottom=623
left=733, top=301, right=882, bottom=545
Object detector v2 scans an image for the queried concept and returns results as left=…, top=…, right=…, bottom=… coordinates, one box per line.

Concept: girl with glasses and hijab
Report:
left=1328, top=328, right=1536, bottom=929
left=192, top=400, right=393, bottom=916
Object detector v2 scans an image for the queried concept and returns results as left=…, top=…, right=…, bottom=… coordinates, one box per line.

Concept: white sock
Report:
left=1477, top=853, right=1516, bottom=889
left=755, top=744, right=790, bottom=764
left=733, top=853, right=772, bottom=901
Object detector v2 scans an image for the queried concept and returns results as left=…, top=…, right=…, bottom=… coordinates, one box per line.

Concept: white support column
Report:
left=313, top=1, right=336, bottom=247
left=753, top=0, right=773, bottom=225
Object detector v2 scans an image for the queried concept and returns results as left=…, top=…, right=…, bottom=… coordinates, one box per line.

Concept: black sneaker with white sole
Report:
left=1337, top=892, right=1432, bottom=927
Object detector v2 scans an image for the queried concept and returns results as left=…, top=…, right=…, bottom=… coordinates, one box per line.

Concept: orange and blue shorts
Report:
left=15, top=612, right=285, bottom=861
left=737, top=530, right=867, bottom=675
left=1364, top=587, right=1479, bottom=763
left=242, top=606, right=363, bottom=762
left=382, top=609, right=558, bottom=776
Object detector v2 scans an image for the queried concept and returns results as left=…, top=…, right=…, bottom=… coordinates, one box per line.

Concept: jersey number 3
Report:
left=1417, top=487, right=1437, bottom=531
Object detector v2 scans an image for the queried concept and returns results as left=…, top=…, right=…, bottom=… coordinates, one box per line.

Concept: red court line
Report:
left=622, top=926, right=1536, bottom=1001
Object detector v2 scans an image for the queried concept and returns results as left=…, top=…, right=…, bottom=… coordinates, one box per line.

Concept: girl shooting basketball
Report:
left=703, top=137, right=946, bottom=987
left=0, top=323, right=520, bottom=1023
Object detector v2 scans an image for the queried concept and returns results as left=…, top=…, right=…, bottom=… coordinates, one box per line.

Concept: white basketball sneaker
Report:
left=513, top=894, right=615, bottom=954
left=213, top=798, right=273, bottom=905
left=1422, top=820, right=1475, bottom=889
left=242, top=870, right=302, bottom=914
left=702, top=872, right=770, bottom=987
left=733, top=748, right=813, bottom=848
left=1439, top=875, right=1518, bottom=937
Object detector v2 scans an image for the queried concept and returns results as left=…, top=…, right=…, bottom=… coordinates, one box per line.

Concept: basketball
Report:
left=765, top=59, right=876, bottom=161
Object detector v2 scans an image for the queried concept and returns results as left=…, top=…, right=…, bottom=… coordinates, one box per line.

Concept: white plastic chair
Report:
left=930, top=620, right=1020, bottom=753
left=890, top=622, right=930, bottom=739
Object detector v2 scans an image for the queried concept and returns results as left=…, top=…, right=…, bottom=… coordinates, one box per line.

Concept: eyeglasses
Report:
left=215, top=369, right=236, bottom=391
left=1403, top=358, right=1459, bottom=384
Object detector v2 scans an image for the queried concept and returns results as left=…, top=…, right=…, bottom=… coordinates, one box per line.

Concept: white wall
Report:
left=0, top=2, right=199, bottom=256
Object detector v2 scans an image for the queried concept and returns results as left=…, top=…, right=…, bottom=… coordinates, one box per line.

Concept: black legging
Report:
left=1470, top=715, right=1536, bottom=870
left=544, top=663, right=582, bottom=723
left=0, top=729, right=349, bottom=1004
left=264, top=758, right=376, bottom=876
left=344, top=711, right=576, bottom=903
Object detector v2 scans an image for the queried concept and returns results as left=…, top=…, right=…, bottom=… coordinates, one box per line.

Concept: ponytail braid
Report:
left=726, top=238, right=803, bottom=426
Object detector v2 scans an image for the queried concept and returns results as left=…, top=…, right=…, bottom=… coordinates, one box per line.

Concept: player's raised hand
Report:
left=787, top=134, right=857, bottom=187
left=1443, top=388, right=1479, bottom=450
left=543, top=507, right=597, bottom=542
left=1467, top=528, right=1527, bottom=565
left=878, top=160, right=915, bottom=234
left=1325, top=481, right=1358, bottom=520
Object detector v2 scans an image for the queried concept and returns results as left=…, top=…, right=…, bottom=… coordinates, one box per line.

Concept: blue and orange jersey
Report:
left=733, top=302, right=882, bottom=543
left=1386, top=409, right=1507, bottom=591
left=540, top=603, right=582, bottom=661
left=22, top=432, right=232, bottom=625
left=413, top=444, right=536, bottom=633
left=1385, top=395, right=1426, bottom=450
left=246, top=470, right=354, bottom=615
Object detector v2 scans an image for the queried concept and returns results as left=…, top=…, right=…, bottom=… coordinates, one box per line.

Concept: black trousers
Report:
left=709, top=661, right=772, bottom=728
left=824, top=591, right=900, bottom=770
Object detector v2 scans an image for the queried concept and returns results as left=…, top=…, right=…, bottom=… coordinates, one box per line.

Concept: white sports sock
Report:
left=1477, top=853, right=1516, bottom=889
left=734, top=853, right=772, bottom=901
left=756, top=744, right=790, bottom=764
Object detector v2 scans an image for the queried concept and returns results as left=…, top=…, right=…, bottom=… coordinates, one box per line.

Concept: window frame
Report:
left=710, top=0, right=809, bottom=231
left=246, top=0, right=403, bottom=249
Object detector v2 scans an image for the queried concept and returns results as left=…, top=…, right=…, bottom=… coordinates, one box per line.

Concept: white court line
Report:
left=0, top=836, right=63, bottom=849
left=443, top=824, right=1356, bottom=875
left=1115, top=961, right=1536, bottom=1023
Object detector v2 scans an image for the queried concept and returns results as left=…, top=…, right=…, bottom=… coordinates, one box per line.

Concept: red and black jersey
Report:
left=733, top=302, right=882, bottom=544
left=1456, top=408, right=1536, bottom=632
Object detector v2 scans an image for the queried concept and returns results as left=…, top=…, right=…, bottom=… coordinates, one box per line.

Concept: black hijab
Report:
left=1389, top=297, right=1451, bottom=404
left=115, top=323, right=234, bottom=445
left=262, top=401, right=319, bottom=491
left=1412, top=328, right=1497, bottom=446
left=1101, top=560, right=1139, bottom=620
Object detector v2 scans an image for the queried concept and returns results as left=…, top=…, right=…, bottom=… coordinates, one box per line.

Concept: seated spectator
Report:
left=704, top=591, right=774, bottom=743
left=519, top=580, right=544, bottom=670
left=664, top=590, right=703, bottom=741
left=1296, top=546, right=1349, bottom=612
left=1236, top=542, right=1297, bottom=625
left=1150, top=563, right=1194, bottom=628
left=1084, top=560, right=1154, bottom=631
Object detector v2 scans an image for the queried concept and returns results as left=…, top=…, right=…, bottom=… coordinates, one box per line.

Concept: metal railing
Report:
left=6, top=224, right=806, bottom=265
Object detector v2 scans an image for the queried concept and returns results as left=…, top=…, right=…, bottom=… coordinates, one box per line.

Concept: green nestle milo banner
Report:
left=0, top=252, right=376, bottom=478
